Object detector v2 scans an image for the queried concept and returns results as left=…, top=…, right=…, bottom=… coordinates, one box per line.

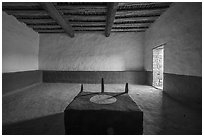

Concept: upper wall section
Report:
left=39, top=33, right=144, bottom=71
left=144, top=3, right=202, bottom=76
left=2, top=12, right=39, bottom=73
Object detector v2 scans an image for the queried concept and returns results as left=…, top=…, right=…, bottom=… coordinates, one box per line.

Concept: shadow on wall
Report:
left=2, top=113, right=65, bottom=135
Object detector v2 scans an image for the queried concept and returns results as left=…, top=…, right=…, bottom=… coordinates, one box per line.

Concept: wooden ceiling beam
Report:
left=38, top=30, right=107, bottom=33
left=65, top=15, right=106, bottom=21
left=30, top=24, right=105, bottom=28
left=112, top=26, right=148, bottom=29
left=105, top=2, right=118, bottom=37
left=3, top=6, right=42, bottom=10
left=18, top=18, right=56, bottom=24
left=3, top=2, right=39, bottom=7
left=114, top=21, right=153, bottom=24
left=53, top=2, right=106, bottom=7
left=115, top=15, right=158, bottom=19
left=55, top=5, right=106, bottom=10
left=114, top=17, right=157, bottom=23
left=118, top=2, right=157, bottom=6
left=34, top=27, right=62, bottom=30
left=33, top=28, right=104, bottom=32
left=40, top=2, right=74, bottom=37
left=2, top=2, right=171, bottom=34
left=116, top=8, right=167, bottom=17
left=3, top=10, right=44, bottom=13
left=36, top=30, right=65, bottom=33
left=57, top=8, right=106, bottom=13
left=60, top=11, right=106, bottom=16
left=4, top=10, right=48, bottom=16
left=37, top=29, right=146, bottom=33
left=75, top=31, right=104, bottom=33
left=70, top=22, right=105, bottom=25
left=111, top=28, right=146, bottom=32
left=75, top=30, right=104, bottom=32
left=115, top=14, right=160, bottom=19
left=72, top=25, right=105, bottom=27
left=117, top=2, right=171, bottom=10
left=27, top=23, right=58, bottom=25
left=73, top=27, right=105, bottom=30
left=113, top=23, right=150, bottom=28
left=28, top=25, right=61, bottom=28
left=14, top=15, right=51, bottom=19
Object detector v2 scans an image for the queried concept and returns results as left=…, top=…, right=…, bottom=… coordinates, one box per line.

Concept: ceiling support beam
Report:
left=105, top=2, right=118, bottom=37
left=40, top=2, right=74, bottom=37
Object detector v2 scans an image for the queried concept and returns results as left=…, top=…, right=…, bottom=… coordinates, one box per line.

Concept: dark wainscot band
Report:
left=2, top=70, right=42, bottom=95
left=43, top=71, right=147, bottom=84
left=146, top=71, right=202, bottom=105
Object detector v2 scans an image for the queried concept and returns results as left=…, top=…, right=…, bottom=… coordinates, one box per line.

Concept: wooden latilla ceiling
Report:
left=3, top=2, right=172, bottom=37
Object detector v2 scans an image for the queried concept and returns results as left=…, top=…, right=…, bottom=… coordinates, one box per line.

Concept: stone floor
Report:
left=2, top=83, right=202, bottom=135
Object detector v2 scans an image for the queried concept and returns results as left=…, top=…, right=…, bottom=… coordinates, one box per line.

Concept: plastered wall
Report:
left=144, top=3, right=202, bottom=76
left=2, top=12, right=39, bottom=73
left=39, top=33, right=144, bottom=71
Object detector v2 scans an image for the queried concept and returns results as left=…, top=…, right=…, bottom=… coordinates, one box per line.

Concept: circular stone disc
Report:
left=90, top=94, right=117, bottom=104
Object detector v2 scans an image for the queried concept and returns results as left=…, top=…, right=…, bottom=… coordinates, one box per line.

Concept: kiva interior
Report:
left=2, top=2, right=202, bottom=135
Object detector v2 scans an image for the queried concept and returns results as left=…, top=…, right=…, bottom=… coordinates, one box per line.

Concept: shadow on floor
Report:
left=158, top=92, right=202, bottom=135
left=2, top=113, right=65, bottom=135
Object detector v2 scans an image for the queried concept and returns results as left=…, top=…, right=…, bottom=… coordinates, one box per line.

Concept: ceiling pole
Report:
left=40, top=2, right=74, bottom=37
left=105, top=2, right=118, bottom=37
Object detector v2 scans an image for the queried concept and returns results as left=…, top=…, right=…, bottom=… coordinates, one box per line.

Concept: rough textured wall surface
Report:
left=39, top=33, right=144, bottom=71
left=144, top=3, right=202, bottom=76
left=2, top=12, right=39, bottom=73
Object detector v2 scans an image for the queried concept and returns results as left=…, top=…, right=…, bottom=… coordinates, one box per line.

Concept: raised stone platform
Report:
left=64, top=91, right=143, bottom=135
